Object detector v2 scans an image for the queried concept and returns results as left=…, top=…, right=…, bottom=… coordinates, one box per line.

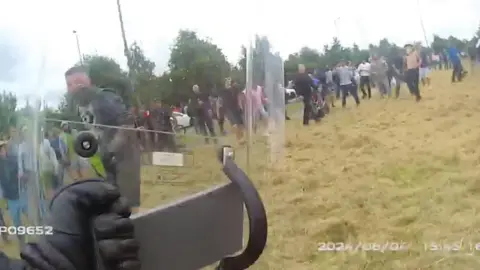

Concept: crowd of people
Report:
left=131, top=77, right=287, bottom=147
left=0, top=40, right=477, bottom=264
left=0, top=70, right=284, bottom=248
left=293, top=42, right=476, bottom=126
left=0, top=121, right=109, bottom=247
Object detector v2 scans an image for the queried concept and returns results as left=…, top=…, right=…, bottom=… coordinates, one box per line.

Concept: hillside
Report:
left=1, top=68, right=480, bottom=270
left=252, top=68, right=480, bottom=269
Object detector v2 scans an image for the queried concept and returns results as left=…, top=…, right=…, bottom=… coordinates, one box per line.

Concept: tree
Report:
left=431, top=34, right=471, bottom=53
left=82, top=55, right=131, bottom=103
left=11, top=28, right=479, bottom=123
left=128, top=42, right=161, bottom=105
left=168, top=30, right=230, bottom=101
left=130, top=42, right=156, bottom=77
left=0, top=91, right=17, bottom=136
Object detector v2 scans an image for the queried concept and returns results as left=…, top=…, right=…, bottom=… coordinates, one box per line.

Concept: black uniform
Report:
left=194, top=91, right=217, bottom=142
left=293, top=73, right=317, bottom=125
left=0, top=180, right=139, bottom=270
left=75, top=87, right=141, bottom=207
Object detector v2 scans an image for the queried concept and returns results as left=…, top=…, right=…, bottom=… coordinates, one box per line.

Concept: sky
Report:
left=0, top=0, right=478, bottom=106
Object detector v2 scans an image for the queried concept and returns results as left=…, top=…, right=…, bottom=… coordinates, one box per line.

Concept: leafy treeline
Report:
left=1, top=26, right=479, bottom=130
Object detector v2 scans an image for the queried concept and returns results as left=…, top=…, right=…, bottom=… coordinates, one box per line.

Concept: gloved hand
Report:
left=20, top=179, right=140, bottom=270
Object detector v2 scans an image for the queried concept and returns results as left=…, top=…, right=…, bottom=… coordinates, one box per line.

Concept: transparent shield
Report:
left=0, top=22, right=53, bottom=255
left=3, top=4, right=271, bottom=268
left=244, top=36, right=286, bottom=169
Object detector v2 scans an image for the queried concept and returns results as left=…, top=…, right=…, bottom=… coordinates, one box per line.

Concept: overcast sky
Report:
left=0, top=0, right=478, bottom=106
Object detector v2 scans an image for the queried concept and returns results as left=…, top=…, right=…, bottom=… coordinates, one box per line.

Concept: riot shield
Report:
left=244, top=36, right=286, bottom=168
left=0, top=16, right=283, bottom=270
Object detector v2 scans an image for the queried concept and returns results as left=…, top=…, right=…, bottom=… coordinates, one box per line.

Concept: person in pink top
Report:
left=245, top=86, right=269, bottom=135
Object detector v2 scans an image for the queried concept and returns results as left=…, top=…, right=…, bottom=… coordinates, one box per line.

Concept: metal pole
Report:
left=73, top=30, right=83, bottom=65
left=116, top=0, right=131, bottom=67
left=417, top=0, right=430, bottom=47
left=116, top=0, right=141, bottom=107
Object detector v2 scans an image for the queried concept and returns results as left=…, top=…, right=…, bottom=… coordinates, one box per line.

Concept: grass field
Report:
left=2, top=67, right=480, bottom=269
left=251, top=68, right=480, bottom=270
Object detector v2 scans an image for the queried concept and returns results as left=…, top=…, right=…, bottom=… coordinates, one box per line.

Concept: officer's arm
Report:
left=0, top=252, right=27, bottom=270
left=94, top=91, right=134, bottom=154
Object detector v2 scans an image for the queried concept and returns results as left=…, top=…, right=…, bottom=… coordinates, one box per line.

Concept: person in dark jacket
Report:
left=390, top=51, right=405, bottom=98
left=65, top=65, right=140, bottom=208
left=294, top=64, right=318, bottom=125
left=0, top=141, right=11, bottom=243
left=0, top=139, right=25, bottom=245
left=219, top=78, right=245, bottom=143
left=192, top=84, right=217, bottom=143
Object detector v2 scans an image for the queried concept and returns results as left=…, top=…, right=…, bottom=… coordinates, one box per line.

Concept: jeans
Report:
left=7, top=199, right=24, bottom=228
left=197, top=114, right=217, bottom=143
left=376, top=77, right=391, bottom=97
left=335, top=84, right=341, bottom=99
left=340, top=84, right=360, bottom=107
left=359, top=76, right=371, bottom=98
left=452, top=62, right=463, bottom=82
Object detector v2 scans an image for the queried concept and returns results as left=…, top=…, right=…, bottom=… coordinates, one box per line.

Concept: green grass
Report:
left=7, top=71, right=480, bottom=270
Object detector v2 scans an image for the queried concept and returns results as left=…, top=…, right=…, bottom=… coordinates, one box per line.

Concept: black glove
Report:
left=20, top=179, right=140, bottom=270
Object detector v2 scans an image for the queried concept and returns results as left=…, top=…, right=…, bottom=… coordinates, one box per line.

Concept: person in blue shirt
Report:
left=448, top=44, right=464, bottom=82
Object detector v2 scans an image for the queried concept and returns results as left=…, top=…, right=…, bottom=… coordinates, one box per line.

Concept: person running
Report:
left=431, top=53, right=440, bottom=70
left=216, top=97, right=227, bottom=135
left=333, top=60, right=360, bottom=108
left=294, top=64, right=318, bottom=125
left=219, top=77, right=245, bottom=144
left=357, top=59, right=372, bottom=99
left=403, top=43, right=422, bottom=101
left=468, top=42, right=477, bottom=73
left=441, top=49, right=449, bottom=70
left=192, top=84, right=217, bottom=143
left=448, top=43, right=464, bottom=83
left=418, top=45, right=432, bottom=89
left=391, top=50, right=405, bottom=98
left=249, top=85, right=269, bottom=135
left=325, top=67, right=336, bottom=107
left=370, top=55, right=391, bottom=98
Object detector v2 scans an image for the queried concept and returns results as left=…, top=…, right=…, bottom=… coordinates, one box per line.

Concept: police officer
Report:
left=0, top=180, right=140, bottom=270
left=64, top=65, right=141, bottom=208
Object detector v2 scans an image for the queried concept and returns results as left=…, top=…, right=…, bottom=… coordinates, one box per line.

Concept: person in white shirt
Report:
left=357, top=59, right=372, bottom=99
